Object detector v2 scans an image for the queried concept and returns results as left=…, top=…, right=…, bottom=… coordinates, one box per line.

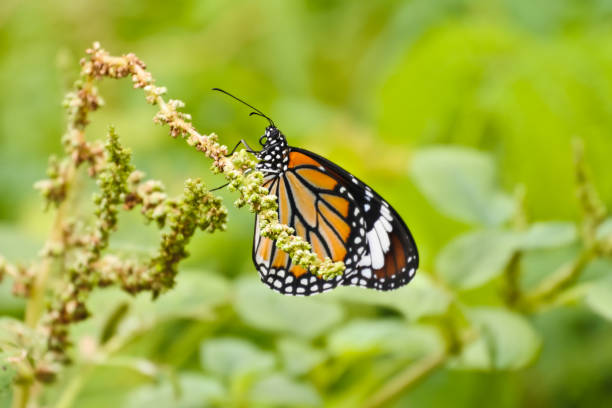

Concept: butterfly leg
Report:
left=227, top=139, right=258, bottom=156
left=210, top=182, right=229, bottom=192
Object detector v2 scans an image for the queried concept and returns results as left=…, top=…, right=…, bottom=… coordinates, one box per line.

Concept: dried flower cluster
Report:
left=1, top=42, right=345, bottom=397
left=82, top=41, right=344, bottom=278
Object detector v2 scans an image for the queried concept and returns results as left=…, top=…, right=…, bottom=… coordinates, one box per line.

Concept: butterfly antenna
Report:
left=212, top=88, right=275, bottom=127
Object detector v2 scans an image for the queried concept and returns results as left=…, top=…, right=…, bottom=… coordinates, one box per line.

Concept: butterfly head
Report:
left=211, top=88, right=288, bottom=166
left=259, top=125, right=286, bottom=148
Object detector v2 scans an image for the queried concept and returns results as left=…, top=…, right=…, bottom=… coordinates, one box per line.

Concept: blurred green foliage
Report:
left=2, top=0, right=612, bottom=407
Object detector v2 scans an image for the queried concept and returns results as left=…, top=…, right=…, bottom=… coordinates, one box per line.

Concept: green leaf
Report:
left=125, top=373, right=225, bottom=408
left=585, top=278, right=612, bottom=321
left=436, top=230, right=519, bottom=289
left=234, top=278, right=344, bottom=338
left=250, top=374, right=322, bottom=407
left=328, top=273, right=451, bottom=321
left=447, top=337, right=491, bottom=371
left=200, top=337, right=275, bottom=379
left=411, top=147, right=514, bottom=226
left=450, top=308, right=541, bottom=370
left=518, top=222, right=577, bottom=249
left=597, top=217, right=612, bottom=241
left=277, top=338, right=326, bottom=376
left=328, top=319, right=443, bottom=357
left=137, top=270, right=230, bottom=319
left=0, top=354, right=16, bottom=401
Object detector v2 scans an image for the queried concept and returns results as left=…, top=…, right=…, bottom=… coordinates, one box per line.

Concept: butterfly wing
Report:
left=252, top=155, right=357, bottom=295
left=253, top=148, right=418, bottom=295
left=290, top=147, right=419, bottom=290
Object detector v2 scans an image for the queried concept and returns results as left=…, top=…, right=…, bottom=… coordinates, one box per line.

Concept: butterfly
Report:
left=214, top=89, right=419, bottom=296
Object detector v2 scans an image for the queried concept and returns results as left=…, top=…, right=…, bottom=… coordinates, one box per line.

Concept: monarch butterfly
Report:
left=214, top=89, right=418, bottom=296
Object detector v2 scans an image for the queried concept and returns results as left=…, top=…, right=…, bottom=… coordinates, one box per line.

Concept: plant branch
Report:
left=363, top=352, right=447, bottom=408
left=519, top=139, right=607, bottom=312
left=520, top=244, right=599, bottom=312
left=6, top=41, right=349, bottom=407
left=83, top=42, right=345, bottom=280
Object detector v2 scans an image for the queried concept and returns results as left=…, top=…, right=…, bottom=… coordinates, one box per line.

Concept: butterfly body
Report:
left=253, top=125, right=419, bottom=296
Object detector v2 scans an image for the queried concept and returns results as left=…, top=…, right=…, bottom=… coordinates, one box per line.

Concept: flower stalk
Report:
left=2, top=42, right=346, bottom=407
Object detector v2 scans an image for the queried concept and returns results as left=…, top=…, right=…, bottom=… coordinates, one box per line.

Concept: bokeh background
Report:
left=2, top=0, right=612, bottom=407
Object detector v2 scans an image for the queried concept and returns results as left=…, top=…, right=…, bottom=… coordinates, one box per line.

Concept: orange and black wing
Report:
left=253, top=148, right=418, bottom=295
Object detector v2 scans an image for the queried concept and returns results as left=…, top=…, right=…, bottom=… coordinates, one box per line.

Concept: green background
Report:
left=2, top=0, right=612, bottom=407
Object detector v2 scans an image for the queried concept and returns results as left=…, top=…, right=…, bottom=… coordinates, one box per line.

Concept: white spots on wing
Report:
left=364, top=203, right=370, bottom=212
left=274, top=280, right=282, bottom=288
left=297, top=287, right=305, bottom=294
left=361, top=268, right=372, bottom=279
left=366, top=228, right=385, bottom=269
left=375, top=219, right=390, bottom=253
left=381, top=217, right=393, bottom=233
left=361, top=216, right=393, bottom=270
left=357, top=254, right=371, bottom=267
left=381, top=205, right=393, bottom=221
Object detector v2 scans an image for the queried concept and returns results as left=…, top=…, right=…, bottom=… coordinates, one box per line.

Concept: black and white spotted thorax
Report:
left=256, top=126, right=289, bottom=174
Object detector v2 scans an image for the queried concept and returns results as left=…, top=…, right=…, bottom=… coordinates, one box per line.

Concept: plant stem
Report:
left=11, top=383, right=30, bottom=408
left=25, top=203, right=67, bottom=327
left=362, top=352, right=447, bottom=408
left=521, top=244, right=599, bottom=312
left=13, top=205, right=66, bottom=408
left=15, top=162, right=75, bottom=408
left=54, top=365, right=95, bottom=408
left=52, top=317, right=163, bottom=408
